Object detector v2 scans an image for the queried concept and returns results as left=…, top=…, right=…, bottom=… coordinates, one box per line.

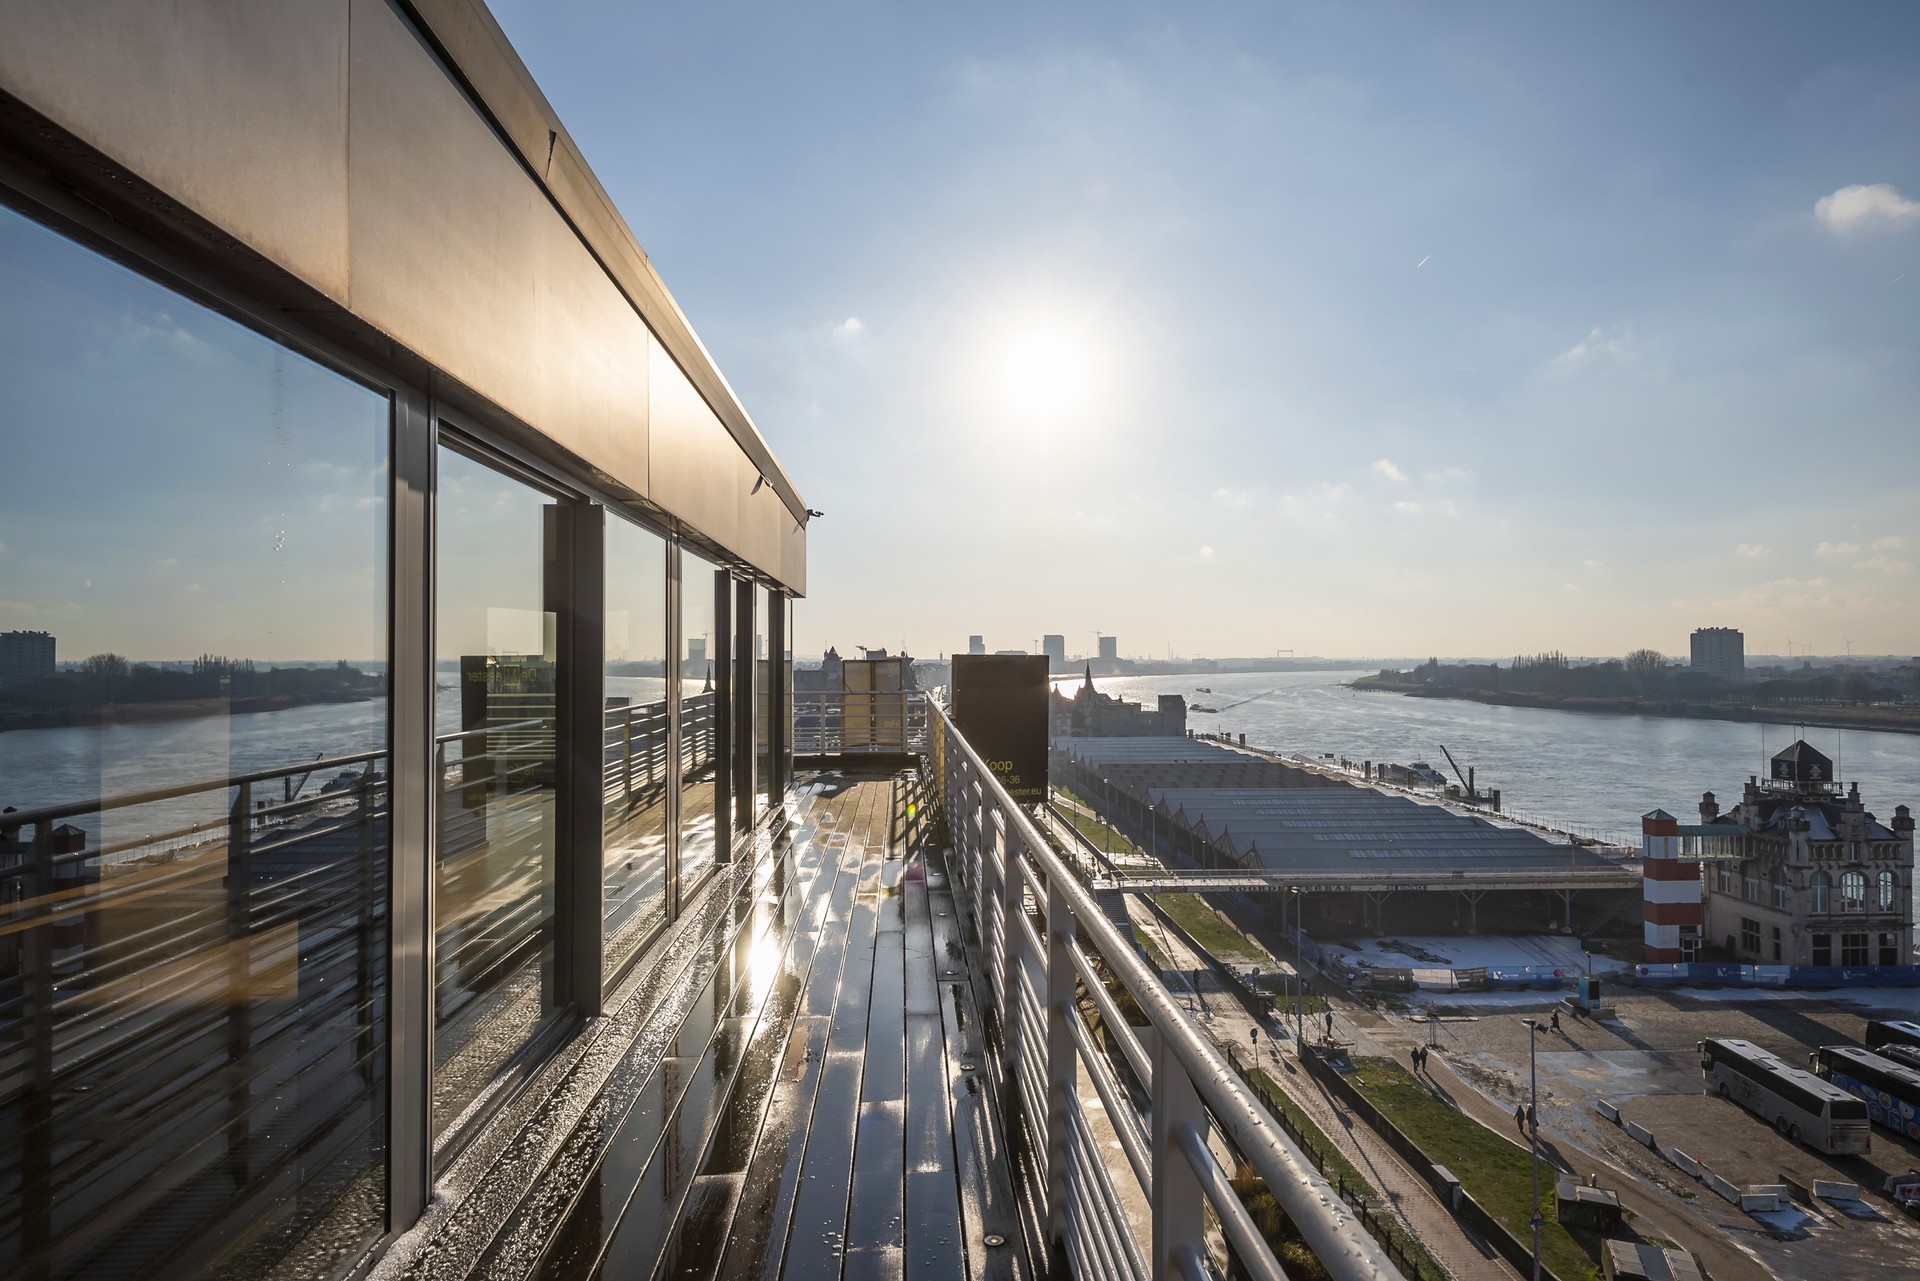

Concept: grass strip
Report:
left=1346, top=1057, right=1597, bottom=1281
left=1153, top=892, right=1272, bottom=964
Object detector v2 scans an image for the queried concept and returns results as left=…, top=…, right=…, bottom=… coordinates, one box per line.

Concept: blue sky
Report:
left=490, top=1, right=1920, bottom=661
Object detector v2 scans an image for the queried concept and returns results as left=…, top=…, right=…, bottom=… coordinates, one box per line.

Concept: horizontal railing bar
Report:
left=1071, top=936, right=1151, bottom=1084
left=1068, top=1005, right=1153, bottom=1194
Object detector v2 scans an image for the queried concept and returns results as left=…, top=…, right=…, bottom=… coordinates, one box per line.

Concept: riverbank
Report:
left=1349, top=675, right=1920, bottom=737
left=0, top=690, right=378, bottom=733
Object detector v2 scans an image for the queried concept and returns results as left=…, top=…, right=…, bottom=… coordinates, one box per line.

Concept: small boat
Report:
left=1192, top=705, right=1219, bottom=714
left=1195, top=686, right=1212, bottom=693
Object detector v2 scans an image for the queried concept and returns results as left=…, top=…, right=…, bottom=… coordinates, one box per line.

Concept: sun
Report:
left=997, top=322, right=1093, bottom=423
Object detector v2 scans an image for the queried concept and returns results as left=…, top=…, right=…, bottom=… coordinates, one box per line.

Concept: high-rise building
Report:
left=1097, top=635, right=1118, bottom=661
left=1689, top=627, right=1744, bottom=681
left=967, top=634, right=985, bottom=656
left=1041, top=634, right=1065, bottom=668
left=0, top=630, right=55, bottom=687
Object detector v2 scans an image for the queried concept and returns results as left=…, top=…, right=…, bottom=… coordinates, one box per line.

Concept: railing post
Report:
left=1151, top=1026, right=1208, bottom=1279
left=1045, top=872, right=1076, bottom=1257
left=22, top=820, right=55, bottom=1279
left=996, top=818, right=1022, bottom=1053
left=624, top=708, right=635, bottom=806
left=357, top=766, right=378, bottom=1086
left=226, top=779, right=255, bottom=1188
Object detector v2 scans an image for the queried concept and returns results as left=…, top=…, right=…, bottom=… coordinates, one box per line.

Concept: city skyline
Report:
left=490, top=0, right=1919, bottom=661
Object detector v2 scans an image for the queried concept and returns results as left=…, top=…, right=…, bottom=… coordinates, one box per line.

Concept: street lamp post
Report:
left=1294, top=889, right=1307, bottom=1045
left=1522, top=1017, right=1544, bottom=1281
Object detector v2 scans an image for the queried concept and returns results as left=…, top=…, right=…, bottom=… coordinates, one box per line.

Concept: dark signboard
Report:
left=951, top=654, right=1049, bottom=804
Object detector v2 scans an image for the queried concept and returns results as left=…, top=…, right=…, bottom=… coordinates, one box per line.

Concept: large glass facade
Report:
left=432, top=446, right=561, bottom=1138
left=756, top=584, right=773, bottom=814
left=0, top=205, right=390, bottom=1277
left=602, top=516, right=669, bottom=988
left=677, top=551, right=722, bottom=900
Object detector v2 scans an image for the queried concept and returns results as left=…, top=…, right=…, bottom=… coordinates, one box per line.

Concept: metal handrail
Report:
left=928, top=695, right=1403, bottom=1281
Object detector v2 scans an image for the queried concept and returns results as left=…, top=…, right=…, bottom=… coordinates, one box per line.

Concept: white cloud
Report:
left=1853, top=556, right=1914, bottom=575
left=1370, top=458, right=1407, bottom=483
left=831, top=316, right=866, bottom=339
left=1872, top=535, right=1908, bottom=550
left=1211, top=487, right=1252, bottom=508
left=157, top=557, right=179, bottom=567
left=1393, top=500, right=1422, bottom=513
left=1549, top=325, right=1633, bottom=372
left=1423, top=466, right=1474, bottom=485
left=1814, top=183, right=1920, bottom=233
left=1815, top=541, right=1861, bottom=557
left=1199, top=545, right=1215, bottom=557
left=1582, top=559, right=1604, bottom=569
left=1734, top=543, right=1769, bottom=559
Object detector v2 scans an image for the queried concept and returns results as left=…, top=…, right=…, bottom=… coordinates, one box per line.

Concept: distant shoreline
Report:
left=1347, top=675, right=1920, bottom=738
left=0, top=691, right=376, bottom=734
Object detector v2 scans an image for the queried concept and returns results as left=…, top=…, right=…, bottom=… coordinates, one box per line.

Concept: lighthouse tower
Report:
left=1641, top=809, right=1702, bottom=962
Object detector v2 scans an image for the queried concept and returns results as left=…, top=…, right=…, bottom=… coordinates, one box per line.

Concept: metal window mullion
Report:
left=387, top=389, right=434, bottom=1227
left=664, top=543, right=682, bottom=919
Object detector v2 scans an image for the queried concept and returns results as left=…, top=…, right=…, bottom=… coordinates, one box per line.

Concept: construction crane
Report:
left=1438, top=744, right=1478, bottom=801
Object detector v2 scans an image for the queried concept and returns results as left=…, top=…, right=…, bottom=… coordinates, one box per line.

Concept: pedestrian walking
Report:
left=1527, top=1103, right=1537, bottom=1133
left=1410, top=1046, right=1420, bottom=1071
left=1550, top=1007, right=1560, bottom=1032
left=1514, top=1105, right=1526, bottom=1135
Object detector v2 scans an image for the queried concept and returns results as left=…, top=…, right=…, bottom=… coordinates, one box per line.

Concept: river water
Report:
left=6, top=667, right=1914, bottom=870
left=1077, top=670, right=1920, bottom=847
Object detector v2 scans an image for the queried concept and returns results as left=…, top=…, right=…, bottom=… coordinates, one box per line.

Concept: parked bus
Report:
left=1699, top=1038, right=1871, bottom=1154
left=1864, top=1019, right=1920, bottom=1056
left=1812, top=1045, right=1920, bottom=1142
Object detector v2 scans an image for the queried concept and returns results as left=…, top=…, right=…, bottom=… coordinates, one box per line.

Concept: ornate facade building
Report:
left=1670, top=740, right=1914, bottom=966
left=1050, top=667, right=1186, bottom=737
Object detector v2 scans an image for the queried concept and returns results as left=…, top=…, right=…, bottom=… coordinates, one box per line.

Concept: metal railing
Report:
left=929, top=697, right=1404, bottom=1281
left=792, top=689, right=927, bottom=754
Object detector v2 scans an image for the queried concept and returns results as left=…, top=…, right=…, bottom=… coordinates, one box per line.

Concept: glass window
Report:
left=678, top=549, right=722, bottom=898
left=603, top=515, right=669, bottom=988
left=1741, top=861, right=1758, bottom=901
left=756, top=583, right=772, bottom=813
left=1841, top=932, right=1869, bottom=967
left=1878, top=870, right=1897, bottom=912
left=779, top=596, right=795, bottom=791
left=1740, top=918, right=1760, bottom=954
left=1881, top=934, right=1900, bottom=967
left=1841, top=869, right=1867, bottom=912
left=1810, top=871, right=1831, bottom=914
left=0, top=204, right=389, bottom=1276
left=433, top=445, right=562, bottom=1139
left=1770, top=865, right=1787, bottom=910
left=1812, top=933, right=1832, bottom=966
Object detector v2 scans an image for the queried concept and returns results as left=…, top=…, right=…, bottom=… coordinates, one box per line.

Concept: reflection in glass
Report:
left=433, top=447, right=560, bottom=1138
left=603, top=516, right=669, bottom=988
left=0, top=204, right=389, bottom=1277
left=780, top=597, right=795, bottom=791
left=678, top=551, right=721, bottom=898
left=756, top=584, right=772, bottom=813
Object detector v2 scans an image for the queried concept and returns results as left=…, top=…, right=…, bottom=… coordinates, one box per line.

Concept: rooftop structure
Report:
left=1055, top=739, right=1635, bottom=931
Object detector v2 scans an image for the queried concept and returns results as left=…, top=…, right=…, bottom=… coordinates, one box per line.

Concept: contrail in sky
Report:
left=1416, top=254, right=1431, bottom=268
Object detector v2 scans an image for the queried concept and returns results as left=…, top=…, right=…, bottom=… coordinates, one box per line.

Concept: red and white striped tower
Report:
left=1641, top=809, right=1700, bottom=962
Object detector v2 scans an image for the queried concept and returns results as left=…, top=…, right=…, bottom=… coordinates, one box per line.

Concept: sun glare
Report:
left=998, top=323, right=1093, bottom=422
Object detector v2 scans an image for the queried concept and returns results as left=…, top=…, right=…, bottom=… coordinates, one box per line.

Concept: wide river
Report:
left=1078, top=670, right=1920, bottom=848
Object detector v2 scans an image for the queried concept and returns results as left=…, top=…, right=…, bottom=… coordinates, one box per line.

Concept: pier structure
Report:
left=1054, top=738, right=1637, bottom=934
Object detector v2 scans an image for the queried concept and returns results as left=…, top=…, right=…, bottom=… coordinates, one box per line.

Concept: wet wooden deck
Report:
left=520, top=771, right=1034, bottom=1281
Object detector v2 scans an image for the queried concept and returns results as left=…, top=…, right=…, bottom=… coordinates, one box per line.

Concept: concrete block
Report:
left=1814, top=1180, right=1862, bottom=1202
left=1740, top=1192, right=1780, bottom=1213
left=1671, top=1150, right=1700, bottom=1178
left=1594, top=1098, right=1621, bottom=1123
left=1705, top=1172, right=1742, bottom=1204
left=1624, top=1119, right=1656, bottom=1147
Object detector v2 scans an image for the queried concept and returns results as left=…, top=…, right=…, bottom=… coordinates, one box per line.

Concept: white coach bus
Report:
left=1700, top=1037, right=1871, bottom=1155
